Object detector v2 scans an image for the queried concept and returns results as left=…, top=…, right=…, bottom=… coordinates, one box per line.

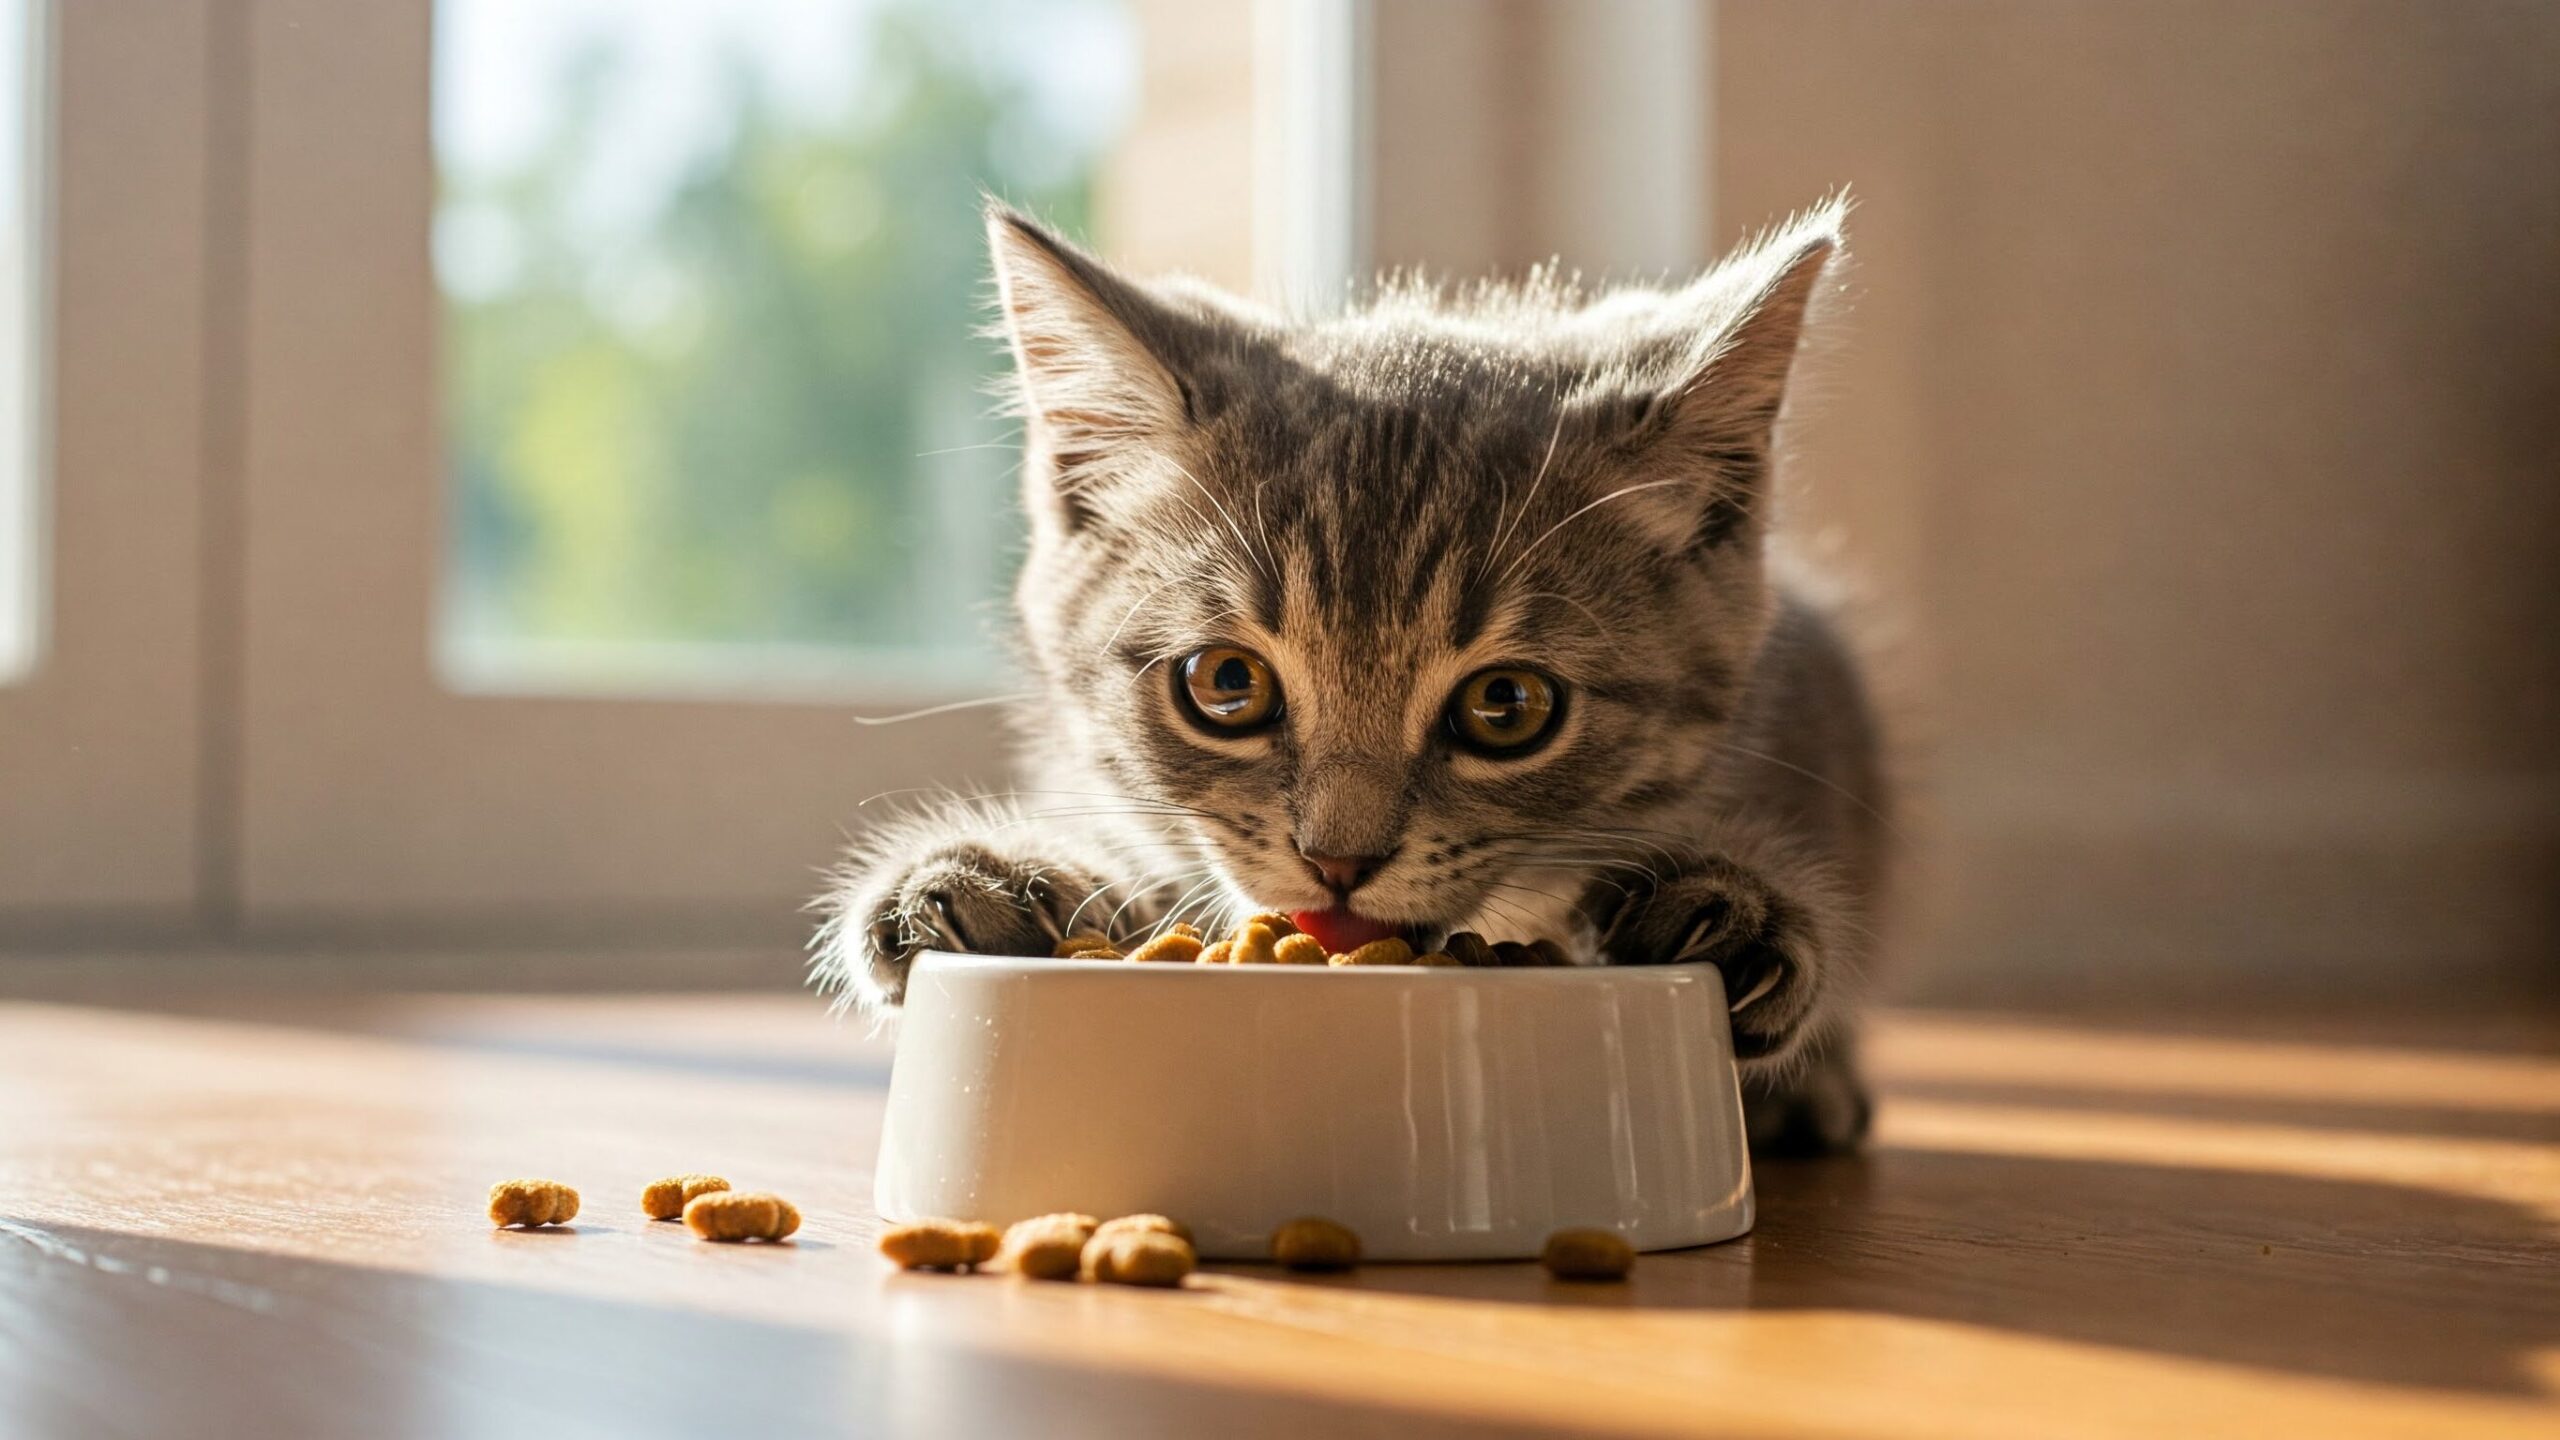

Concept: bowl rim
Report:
left=910, top=950, right=1728, bottom=987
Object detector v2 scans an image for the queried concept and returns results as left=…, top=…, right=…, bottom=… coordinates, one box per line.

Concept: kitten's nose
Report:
left=1301, top=850, right=1390, bottom=895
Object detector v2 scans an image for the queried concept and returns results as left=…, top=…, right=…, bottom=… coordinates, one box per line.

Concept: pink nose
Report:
left=1302, top=851, right=1389, bottom=894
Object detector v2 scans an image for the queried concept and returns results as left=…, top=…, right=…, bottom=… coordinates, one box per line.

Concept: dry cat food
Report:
left=1188, top=918, right=1572, bottom=970
left=1540, top=1227, right=1636, bottom=1281
left=1331, top=937, right=1414, bottom=967
left=1092, top=1212, right=1193, bottom=1244
left=878, top=1217, right=1000, bottom=1269
left=1082, top=1229, right=1196, bottom=1288
left=1269, top=1217, right=1362, bottom=1271
left=999, top=1212, right=1100, bottom=1280
left=1128, top=931, right=1205, bottom=964
left=1228, top=920, right=1282, bottom=966
left=487, top=1178, right=580, bottom=1229
left=685, top=1191, right=803, bottom=1244
left=1065, top=912, right=1575, bottom=971
left=641, top=1173, right=730, bottom=1220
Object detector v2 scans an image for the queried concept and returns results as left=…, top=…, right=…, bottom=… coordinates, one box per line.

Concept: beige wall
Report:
left=1711, top=0, right=2560, bottom=1003
left=1355, top=0, right=2558, bottom=1005
left=1099, top=0, right=1257, bottom=293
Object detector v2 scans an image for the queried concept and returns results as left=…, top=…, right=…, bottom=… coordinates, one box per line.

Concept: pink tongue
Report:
left=1290, top=908, right=1403, bottom=953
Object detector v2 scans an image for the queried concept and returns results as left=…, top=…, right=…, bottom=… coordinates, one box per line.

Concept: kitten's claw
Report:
left=826, top=843, right=1107, bottom=1011
left=1587, top=854, right=1823, bottom=1065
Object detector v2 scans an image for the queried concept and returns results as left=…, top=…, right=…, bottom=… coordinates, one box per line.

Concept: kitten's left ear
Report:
left=1612, top=198, right=1844, bottom=552
left=985, top=203, right=1223, bottom=532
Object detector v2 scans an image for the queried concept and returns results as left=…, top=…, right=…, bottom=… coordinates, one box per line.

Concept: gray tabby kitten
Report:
left=815, top=199, right=1888, bottom=1153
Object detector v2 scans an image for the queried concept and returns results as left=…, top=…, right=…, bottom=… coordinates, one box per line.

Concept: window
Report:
left=432, top=0, right=1136, bottom=697
left=0, top=0, right=42, bottom=684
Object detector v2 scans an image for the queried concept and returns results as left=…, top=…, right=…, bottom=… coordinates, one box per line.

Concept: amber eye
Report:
left=1447, top=667, right=1562, bottom=755
left=1178, top=646, right=1283, bottom=732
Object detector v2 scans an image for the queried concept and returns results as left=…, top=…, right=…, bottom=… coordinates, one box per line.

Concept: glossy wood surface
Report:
left=1, top=993, right=2552, bottom=1438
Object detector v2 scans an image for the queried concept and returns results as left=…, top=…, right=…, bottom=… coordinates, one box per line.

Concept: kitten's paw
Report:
left=821, top=844, right=1108, bottom=1011
left=1743, top=1053, right=1873, bottom=1157
left=1591, top=855, right=1822, bottom=1063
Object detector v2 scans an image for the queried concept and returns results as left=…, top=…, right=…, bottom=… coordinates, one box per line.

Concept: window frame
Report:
left=0, top=2, right=214, bottom=928
left=228, top=2, right=1029, bottom=930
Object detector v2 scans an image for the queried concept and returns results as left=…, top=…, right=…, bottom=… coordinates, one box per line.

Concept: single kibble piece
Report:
left=488, top=1178, right=579, bottom=1229
left=1412, top=951, right=1458, bottom=967
left=1269, top=1217, right=1362, bottom=1270
left=641, top=1173, right=730, bottom=1221
left=1541, top=1227, right=1636, bottom=1281
left=1128, top=932, right=1205, bottom=964
left=1490, top=941, right=1535, bottom=968
left=1244, top=911, right=1298, bottom=938
left=876, top=1216, right=999, bottom=1267
left=1015, top=1210, right=1101, bottom=1234
left=1331, top=936, right=1415, bottom=967
left=1444, top=931, right=1496, bottom=968
left=1272, top=933, right=1328, bottom=966
left=1083, top=1230, right=1196, bottom=1288
left=1000, top=1212, right=1099, bottom=1280
left=1198, top=940, right=1234, bottom=964
left=685, top=1190, right=803, bottom=1244
left=1166, top=921, right=1203, bottom=940
left=1094, top=1212, right=1193, bottom=1245
left=1229, top=921, right=1281, bottom=966
left=1527, top=938, right=1574, bottom=968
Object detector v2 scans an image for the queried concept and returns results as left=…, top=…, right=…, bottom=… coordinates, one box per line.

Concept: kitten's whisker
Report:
left=1162, top=874, right=1235, bottom=937
left=1098, top=576, right=1186, bottom=657
left=1476, top=404, right=1568, bottom=592
left=1004, top=786, right=1227, bottom=821
left=1505, top=823, right=1697, bottom=866
left=1165, top=456, right=1279, bottom=586
left=1470, top=891, right=1544, bottom=939
left=1474, top=832, right=1679, bottom=875
left=1709, top=739, right=1897, bottom=830
left=1515, top=590, right=1612, bottom=635
left=1480, top=877, right=1584, bottom=909
left=850, top=693, right=1033, bottom=727
left=1250, top=478, right=1284, bottom=584
left=1112, top=866, right=1213, bottom=934
left=1494, top=479, right=1688, bottom=589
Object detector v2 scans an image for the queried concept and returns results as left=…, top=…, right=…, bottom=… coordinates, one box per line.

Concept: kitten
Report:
left=814, top=198, right=1889, bottom=1154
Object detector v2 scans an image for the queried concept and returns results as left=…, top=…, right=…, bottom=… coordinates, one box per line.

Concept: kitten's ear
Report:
left=1611, top=199, right=1843, bottom=553
left=986, top=204, right=1203, bottom=531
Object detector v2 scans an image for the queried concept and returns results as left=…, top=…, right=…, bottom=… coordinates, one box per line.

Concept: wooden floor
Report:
left=0, top=990, right=2553, bottom=1439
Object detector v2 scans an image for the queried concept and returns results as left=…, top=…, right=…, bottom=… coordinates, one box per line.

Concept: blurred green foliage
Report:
left=441, top=4, right=1104, bottom=664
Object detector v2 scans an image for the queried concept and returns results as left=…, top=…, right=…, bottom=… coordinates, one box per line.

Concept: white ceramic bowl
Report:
left=874, top=952, right=1753, bottom=1261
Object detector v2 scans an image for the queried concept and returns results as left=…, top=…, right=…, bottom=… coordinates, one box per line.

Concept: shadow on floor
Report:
left=1884, top=1076, right=2560, bottom=1143
left=1231, top=1144, right=2559, bottom=1396
left=0, top=1220, right=1563, bottom=1440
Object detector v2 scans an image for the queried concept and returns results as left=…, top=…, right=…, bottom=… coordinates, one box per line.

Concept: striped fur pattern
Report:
left=814, top=199, right=1890, bottom=1152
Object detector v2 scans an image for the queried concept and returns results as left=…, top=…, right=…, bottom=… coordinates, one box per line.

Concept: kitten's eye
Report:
left=1447, top=667, right=1562, bottom=755
left=1178, top=646, right=1283, bottom=732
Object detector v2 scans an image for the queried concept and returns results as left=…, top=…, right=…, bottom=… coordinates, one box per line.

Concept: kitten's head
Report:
left=990, top=200, right=1841, bottom=950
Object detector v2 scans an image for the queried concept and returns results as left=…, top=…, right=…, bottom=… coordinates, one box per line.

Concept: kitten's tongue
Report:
left=1290, top=908, right=1404, bottom=954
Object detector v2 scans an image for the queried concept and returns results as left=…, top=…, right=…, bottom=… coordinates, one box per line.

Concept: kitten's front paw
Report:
left=822, top=844, right=1108, bottom=1010
left=1591, top=855, right=1822, bottom=1063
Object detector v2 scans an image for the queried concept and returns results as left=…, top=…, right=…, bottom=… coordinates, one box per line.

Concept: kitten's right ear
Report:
left=986, top=205, right=1198, bottom=530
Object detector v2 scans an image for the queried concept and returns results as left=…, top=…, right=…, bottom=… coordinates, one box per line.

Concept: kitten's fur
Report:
left=814, top=199, right=1888, bottom=1153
